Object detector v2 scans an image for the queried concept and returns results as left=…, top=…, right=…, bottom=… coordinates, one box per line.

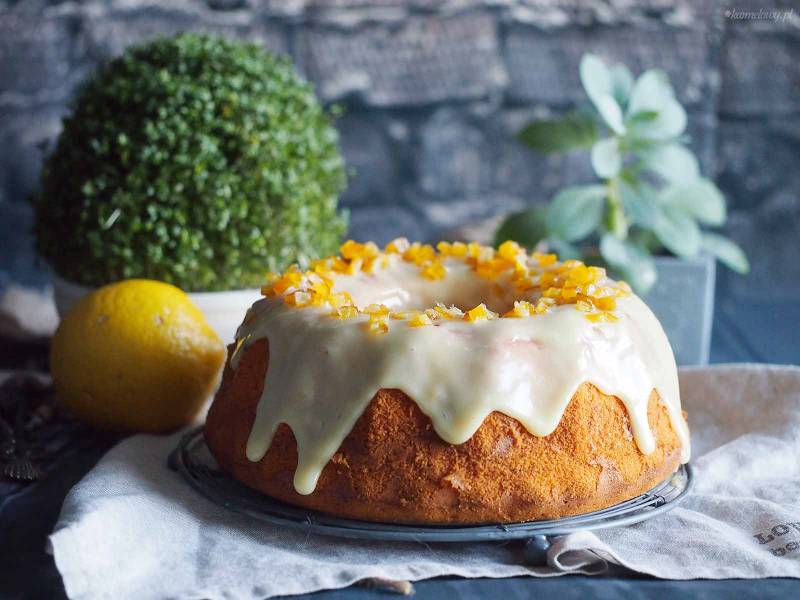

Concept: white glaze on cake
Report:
left=233, top=255, right=690, bottom=496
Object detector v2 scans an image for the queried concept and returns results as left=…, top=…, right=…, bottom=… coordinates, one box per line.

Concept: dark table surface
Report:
left=1, top=286, right=798, bottom=599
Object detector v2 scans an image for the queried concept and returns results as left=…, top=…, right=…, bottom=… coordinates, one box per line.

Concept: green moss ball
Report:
left=31, top=33, right=348, bottom=292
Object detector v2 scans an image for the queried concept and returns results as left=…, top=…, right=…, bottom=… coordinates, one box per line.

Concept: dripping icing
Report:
left=234, top=253, right=691, bottom=496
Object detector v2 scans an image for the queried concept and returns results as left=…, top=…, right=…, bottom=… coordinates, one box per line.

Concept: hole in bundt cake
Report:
left=333, top=260, right=519, bottom=315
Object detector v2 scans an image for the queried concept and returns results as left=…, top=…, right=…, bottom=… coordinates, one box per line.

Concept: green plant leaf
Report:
left=626, top=110, right=659, bottom=125
left=599, top=233, right=657, bottom=293
left=642, top=143, right=700, bottom=185
left=638, top=97, right=687, bottom=140
left=517, top=110, right=598, bottom=154
left=652, top=206, right=701, bottom=258
left=627, top=69, right=686, bottom=140
left=580, top=54, right=612, bottom=106
left=579, top=54, right=626, bottom=134
left=658, top=178, right=726, bottom=225
left=629, top=229, right=662, bottom=254
left=591, top=138, right=622, bottom=178
left=545, top=185, right=606, bottom=242
left=494, top=206, right=549, bottom=248
left=701, top=232, right=750, bottom=274
left=547, top=237, right=582, bottom=260
left=627, top=69, right=674, bottom=115
left=610, top=64, right=634, bottom=107
left=620, top=181, right=662, bottom=228
left=594, top=94, right=627, bottom=135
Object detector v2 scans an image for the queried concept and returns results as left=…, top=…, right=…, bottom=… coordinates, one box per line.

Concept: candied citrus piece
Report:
left=464, top=303, right=497, bottom=322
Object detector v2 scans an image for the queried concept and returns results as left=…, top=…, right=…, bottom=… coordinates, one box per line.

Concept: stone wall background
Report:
left=1, top=0, right=798, bottom=355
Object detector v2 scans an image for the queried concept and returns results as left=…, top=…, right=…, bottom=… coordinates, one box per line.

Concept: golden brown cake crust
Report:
left=205, top=339, right=684, bottom=524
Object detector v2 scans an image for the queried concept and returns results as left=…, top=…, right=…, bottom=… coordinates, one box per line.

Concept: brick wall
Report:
left=1, top=0, right=798, bottom=310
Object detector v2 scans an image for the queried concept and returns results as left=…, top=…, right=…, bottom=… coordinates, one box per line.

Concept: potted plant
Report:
left=29, top=33, right=348, bottom=342
left=495, top=54, right=748, bottom=365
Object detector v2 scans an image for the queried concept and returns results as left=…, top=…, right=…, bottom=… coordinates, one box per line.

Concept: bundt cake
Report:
left=205, top=239, right=690, bottom=524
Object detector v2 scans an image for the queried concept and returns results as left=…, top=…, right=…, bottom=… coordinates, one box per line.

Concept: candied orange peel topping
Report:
left=260, top=238, right=628, bottom=333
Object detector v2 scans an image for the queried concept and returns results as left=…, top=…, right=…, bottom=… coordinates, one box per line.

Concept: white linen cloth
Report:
left=50, top=364, right=800, bottom=599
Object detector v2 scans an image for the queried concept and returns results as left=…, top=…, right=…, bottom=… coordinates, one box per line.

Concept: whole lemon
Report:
left=50, top=279, right=225, bottom=433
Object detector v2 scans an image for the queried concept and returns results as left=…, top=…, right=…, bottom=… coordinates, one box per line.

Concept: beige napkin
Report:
left=49, top=364, right=800, bottom=599
left=556, top=365, right=800, bottom=578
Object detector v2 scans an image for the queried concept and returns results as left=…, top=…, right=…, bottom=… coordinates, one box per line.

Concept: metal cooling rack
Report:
left=169, top=427, right=693, bottom=565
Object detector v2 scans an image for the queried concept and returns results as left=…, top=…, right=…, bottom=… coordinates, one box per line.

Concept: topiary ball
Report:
left=31, top=33, right=348, bottom=292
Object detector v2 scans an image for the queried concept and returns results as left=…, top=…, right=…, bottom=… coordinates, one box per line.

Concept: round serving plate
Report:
left=169, top=427, right=693, bottom=563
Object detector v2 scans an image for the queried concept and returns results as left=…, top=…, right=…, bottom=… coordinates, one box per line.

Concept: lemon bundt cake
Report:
left=205, top=239, right=690, bottom=524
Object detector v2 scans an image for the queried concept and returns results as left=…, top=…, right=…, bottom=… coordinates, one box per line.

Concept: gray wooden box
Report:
left=642, top=255, right=716, bottom=366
